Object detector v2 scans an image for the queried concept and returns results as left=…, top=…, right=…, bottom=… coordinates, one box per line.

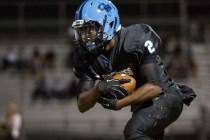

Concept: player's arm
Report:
left=117, top=62, right=163, bottom=109
left=77, top=80, right=101, bottom=113
left=74, top=65, right=100, bottom=113
left=73, top=51, right=101, bottom=113
left=117, top=83, right=162, bottom=109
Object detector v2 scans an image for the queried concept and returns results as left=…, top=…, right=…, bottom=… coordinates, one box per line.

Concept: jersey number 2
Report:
left=144, top=40, right=155, bottom=53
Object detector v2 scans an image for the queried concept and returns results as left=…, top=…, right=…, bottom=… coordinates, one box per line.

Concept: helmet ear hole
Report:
left=109, top=21, right=114, bottom=28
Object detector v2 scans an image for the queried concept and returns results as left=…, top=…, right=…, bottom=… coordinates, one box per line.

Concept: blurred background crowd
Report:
left=0, top=0, right=210, bottom=140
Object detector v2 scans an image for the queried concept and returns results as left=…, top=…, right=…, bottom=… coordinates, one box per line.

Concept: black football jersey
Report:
left=73, top=24, right=175, bottom=110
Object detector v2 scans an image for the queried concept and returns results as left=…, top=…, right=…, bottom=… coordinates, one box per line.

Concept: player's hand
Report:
left=98, top=97, right=119, bottom=110
left=98, top=72, right=130, bottom=99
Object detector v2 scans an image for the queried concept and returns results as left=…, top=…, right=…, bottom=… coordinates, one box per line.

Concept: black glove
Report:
left=98, top=97, right=119, bottom=110
left=98, top=72, right=130, bottom=99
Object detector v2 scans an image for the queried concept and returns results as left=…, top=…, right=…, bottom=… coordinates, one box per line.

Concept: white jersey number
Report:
left=144, top=40, right=155, bottom=53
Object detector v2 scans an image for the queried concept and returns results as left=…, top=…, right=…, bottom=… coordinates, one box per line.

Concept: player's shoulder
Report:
left=120, top=23, right=161, bottom=53
left=124, top=23, right=153, bottom=34
left=119, top=24, right=152, bottom=52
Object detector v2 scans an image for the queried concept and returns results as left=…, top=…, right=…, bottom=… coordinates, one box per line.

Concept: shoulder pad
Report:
left=122, top=24, right=162, bottom=54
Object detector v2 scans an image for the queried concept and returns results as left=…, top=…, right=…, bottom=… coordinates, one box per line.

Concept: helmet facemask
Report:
left=72, top=20, right=108, bottom=54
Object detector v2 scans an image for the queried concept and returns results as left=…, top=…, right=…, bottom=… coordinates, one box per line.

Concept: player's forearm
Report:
left=117, top=83, right=162, bottom=109
left=77, top=85, right=100, bottom=113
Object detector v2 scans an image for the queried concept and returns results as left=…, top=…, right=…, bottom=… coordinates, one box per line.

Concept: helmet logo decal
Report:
left=98, top=3, right=112, bottom=14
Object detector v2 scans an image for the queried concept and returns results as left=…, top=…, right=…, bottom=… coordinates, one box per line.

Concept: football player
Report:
left=72, top=0, right=196, bottom=139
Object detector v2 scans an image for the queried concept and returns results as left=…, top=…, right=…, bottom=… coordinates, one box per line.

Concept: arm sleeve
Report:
left=73, top=69, right=96, bottom=99
left=138, top=60, right=162, bottom=88
left=77, top=79, right=95, bottom=99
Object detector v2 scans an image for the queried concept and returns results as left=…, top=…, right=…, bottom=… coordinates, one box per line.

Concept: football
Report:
left=113, top=73, right=136, bottom=94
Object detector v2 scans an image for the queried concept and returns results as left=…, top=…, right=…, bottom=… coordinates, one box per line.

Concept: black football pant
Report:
left=123, top=87, right=183, bottom=140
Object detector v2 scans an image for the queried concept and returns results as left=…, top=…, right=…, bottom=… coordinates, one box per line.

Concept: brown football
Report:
left=113, top=73, right=136, bottom=94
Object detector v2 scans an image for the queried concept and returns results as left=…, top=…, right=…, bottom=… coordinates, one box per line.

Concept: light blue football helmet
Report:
left=72, top=0, right=121, bottom=53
